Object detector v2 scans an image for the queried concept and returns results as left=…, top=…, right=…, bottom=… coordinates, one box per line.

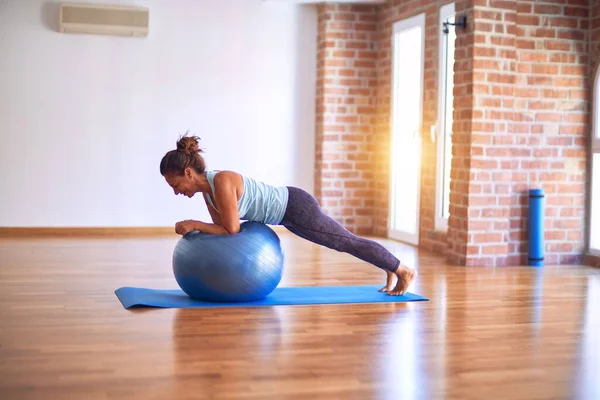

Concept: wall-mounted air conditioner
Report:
left=59, top=3, right=149, bottom=37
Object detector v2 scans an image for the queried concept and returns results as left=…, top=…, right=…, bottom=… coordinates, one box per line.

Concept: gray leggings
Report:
left=278, top=186, right=401, bottom=273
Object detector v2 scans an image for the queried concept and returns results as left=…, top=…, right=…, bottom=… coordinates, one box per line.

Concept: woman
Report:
left=160, top=134, right=416, bottom=296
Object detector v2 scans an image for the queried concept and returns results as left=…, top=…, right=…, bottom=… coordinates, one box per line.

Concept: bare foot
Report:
left=379, top=271, right=395, bottom=292
left=387, top=265, right=417, bottom=296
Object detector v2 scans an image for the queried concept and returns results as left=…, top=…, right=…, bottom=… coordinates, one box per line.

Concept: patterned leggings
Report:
left=278, top=186, right=401, bottom=273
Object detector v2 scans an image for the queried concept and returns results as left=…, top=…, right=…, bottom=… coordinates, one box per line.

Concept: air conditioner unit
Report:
left=59, top=3, right=149, bottom=37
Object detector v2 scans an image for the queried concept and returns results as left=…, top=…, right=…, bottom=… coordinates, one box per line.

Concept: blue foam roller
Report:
left=528, top=188, right=545, bottom=267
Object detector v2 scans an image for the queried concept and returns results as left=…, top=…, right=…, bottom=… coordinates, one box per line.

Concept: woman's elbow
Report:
left=223, top=224, right=240, bottom=235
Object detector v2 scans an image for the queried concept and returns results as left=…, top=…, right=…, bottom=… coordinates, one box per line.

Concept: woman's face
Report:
left=164, top=168, right=197, bottom=198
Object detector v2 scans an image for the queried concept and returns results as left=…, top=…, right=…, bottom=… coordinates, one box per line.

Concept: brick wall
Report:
left=447, top=0, right=476, bottom=265
left=592, top=0, right=600, bottom=67
left=315, top=0, right=595, bottom=267
left=454, top=0, right=589, bottom=266
left=315, top=4, right=379, bottom=235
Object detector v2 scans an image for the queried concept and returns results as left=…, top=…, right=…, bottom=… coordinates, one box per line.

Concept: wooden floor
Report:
left=1, top=231, right=599, bottom=400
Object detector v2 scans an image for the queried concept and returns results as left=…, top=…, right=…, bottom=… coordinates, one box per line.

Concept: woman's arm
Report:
left=212, top=171, right=241, bottom=234
left=175, top=219, right=229, bottom=235
left=203, top=193, right=223, bottom=226
left=175, top=172, right=241, bottom=236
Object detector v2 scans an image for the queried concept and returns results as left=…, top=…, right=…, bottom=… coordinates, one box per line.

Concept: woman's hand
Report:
left=175, top=219, right=201, bottom=235
left=175, top=219, right=230, bottom=236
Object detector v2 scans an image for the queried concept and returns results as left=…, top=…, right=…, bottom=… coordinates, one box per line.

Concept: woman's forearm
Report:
left=193, top=221, right=231, bottom=235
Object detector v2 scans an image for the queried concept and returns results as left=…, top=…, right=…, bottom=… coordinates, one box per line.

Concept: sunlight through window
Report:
left=590, top=154, right=600, bottom=252
left=435, top=3, right=456, bottom=232
left=591, top=66, right=600, bottom=253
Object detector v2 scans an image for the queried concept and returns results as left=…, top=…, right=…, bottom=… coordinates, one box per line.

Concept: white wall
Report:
left=0, top=0, right=317, bottom=227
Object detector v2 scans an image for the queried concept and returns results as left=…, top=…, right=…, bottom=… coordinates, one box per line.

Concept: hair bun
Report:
left=176, top=133, right=203, bottom=155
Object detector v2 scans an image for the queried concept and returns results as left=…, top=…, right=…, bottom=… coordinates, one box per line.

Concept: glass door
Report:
left=388, top=13, right=425, bottom=246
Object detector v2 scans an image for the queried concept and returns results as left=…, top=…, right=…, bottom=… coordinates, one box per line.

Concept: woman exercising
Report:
left=160, top=134, right=416, bottom=296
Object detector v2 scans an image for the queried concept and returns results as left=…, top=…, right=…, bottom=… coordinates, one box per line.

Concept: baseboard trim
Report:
left=0, top=225, right=289, bottom=238
left=0, top=227, right=177, bottom=238
left=584, top=253, right=600, bottom=268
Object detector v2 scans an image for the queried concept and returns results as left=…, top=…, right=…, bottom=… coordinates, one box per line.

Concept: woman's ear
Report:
left=185, top=167, right=193, bottom=179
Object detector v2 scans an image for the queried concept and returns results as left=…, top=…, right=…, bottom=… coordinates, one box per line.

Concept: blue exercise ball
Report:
left=172, top=221, right=285, bottom=302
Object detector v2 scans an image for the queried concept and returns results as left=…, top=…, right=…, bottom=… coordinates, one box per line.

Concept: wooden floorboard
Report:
left=0, top=232, right=599, bottom=400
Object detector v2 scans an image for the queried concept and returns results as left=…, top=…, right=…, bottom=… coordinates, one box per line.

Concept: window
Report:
left=388, top=13, right=425, bottom=246
left=590, top=66, right=600, bottom=253
left=591, top=154, right=599, bottom=253
left=435, top=3, right=457, bottom=231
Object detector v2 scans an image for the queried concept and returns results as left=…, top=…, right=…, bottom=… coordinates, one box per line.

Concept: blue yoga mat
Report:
left=114, top=285, right=429, bottom=309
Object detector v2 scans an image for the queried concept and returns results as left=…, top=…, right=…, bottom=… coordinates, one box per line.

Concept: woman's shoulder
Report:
left=210, top=169, right=240, bottom=179
left=211, top=170, right=244, bottom=188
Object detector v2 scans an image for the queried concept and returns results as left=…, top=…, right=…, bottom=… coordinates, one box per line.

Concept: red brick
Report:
left=349, top=5, right=373, bottom=12
left=568, top=0, right=588, bottom=6
left=339, top=78, right=362, bottom=86
left=528, top=76, right=554, bottom=86
left=473, top=232, right=504, bottom=243
left=558, top=183, right=585, bottom=193
left=516, top=14, right=540, bottom=26
left=339, top=69, right=356, bottom=77
left=475, top=22, right=494, bottom=32
left=559, top=125, right=586, bottom=135
left=473, top=59, right=502, bottom=70
left=561, top=65, right=586, bottom=75
left=355, top=23, right=376, bottom=31
left=520, top=52, right=548, bottom=62
left=534, top=4, right=563, bottom=14
left=346, top=41, right=369, bottom=49
left=492, top=85, right=515, bottom=96
left=489, top=0, right=515, bottom=10
left=562, top=148, right=587, bottom=158
left=555, top=77, right=585, bottom=87
left=548, top=243, right=575, bottom=252
left=517, top=3, right=532, bottom=13
left=558, top=30, right=585, bottom=41
left=565, top=6, right=588, bottom=18
left=550, top=53, right=578, bottom=63
left=330, top=22, right=353, bottom=30
left=358, top=51, right=378, bottom=59
left=570, top=88, right=587, bottom=98
left=545, top=40, right=572, bottom=51
left=354, top=60, right=375, bottom=68
left=532, top=64, right=560, bottom=75
left=528, top=101, right=555, bottom=110
left=337, top=47, right=360, bottom=57
left=534, top=28, right=557, bottom=38
left=542, top=88, right=569, bottom=98
left=565, top=113, right=587, bottom=123
left=359, top=13, right=377, bottom=22
left=481, top=245, right=509, bottom=255
left=333, top=13, right=357, bottom=21
left=474, top=47, right=497, bottom=57
left=325, top=59, right=348, bottom=67
left=516, top=39, right=535, bottom=49
left=474, top=9, right=503, bottom=20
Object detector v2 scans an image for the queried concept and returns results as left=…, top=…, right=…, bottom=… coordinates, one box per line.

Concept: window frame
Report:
left=434, top=2, right=456, bottom=232
left=588, top=65, right=600, bottom=255
left=593, top=63, right=600, bottom=152
left=590, top=154, right=599, bottom=255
